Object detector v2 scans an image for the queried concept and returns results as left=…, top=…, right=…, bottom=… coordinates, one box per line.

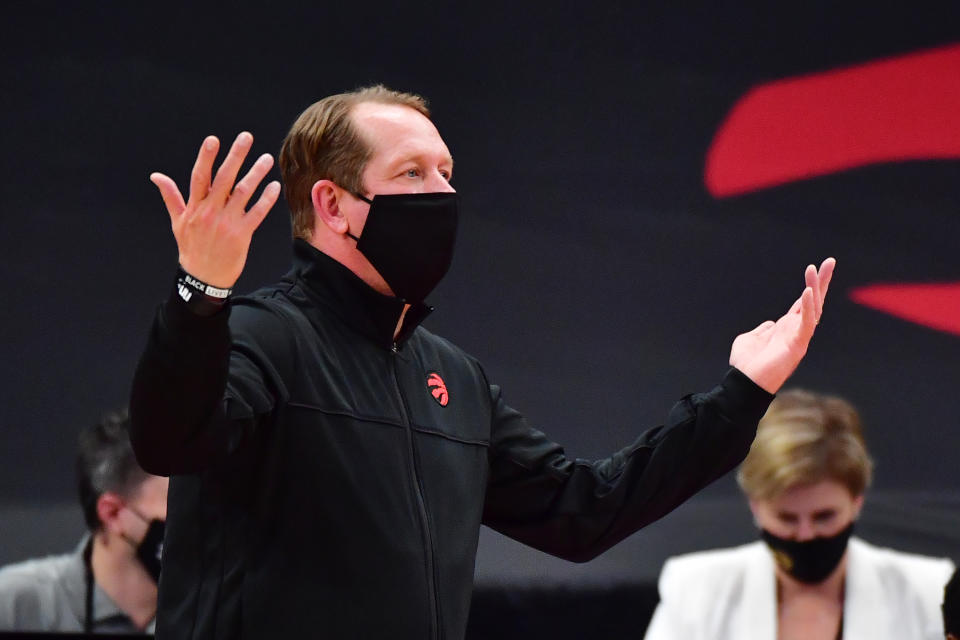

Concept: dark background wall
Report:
left=2, top=2, right=960, bottom=633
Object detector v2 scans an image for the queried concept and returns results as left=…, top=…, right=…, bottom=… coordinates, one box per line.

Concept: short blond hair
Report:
left=279, top=85, right=431, bottom=240
left=737, top=389, right=873, bottom=501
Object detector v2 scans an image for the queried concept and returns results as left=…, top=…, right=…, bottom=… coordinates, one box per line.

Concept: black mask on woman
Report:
left=761, top=522, right=854, bottom=584
left=347, top=192, right=459, bottom=303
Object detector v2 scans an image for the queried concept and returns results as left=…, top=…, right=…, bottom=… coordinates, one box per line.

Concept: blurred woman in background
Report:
left=644, top=389, right=954, bottom=640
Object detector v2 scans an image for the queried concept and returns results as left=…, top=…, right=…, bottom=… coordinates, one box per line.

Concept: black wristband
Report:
left=174, top=266, right=233, bottom=316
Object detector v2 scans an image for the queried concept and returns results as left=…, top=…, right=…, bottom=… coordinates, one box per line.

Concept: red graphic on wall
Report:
left=704, top=43, right=960, bottom=337
left=849, top=283, right=960, bottom=337
left=705, top=43, right=960, bottom=198
left=427, top=372, right=449, bottom=407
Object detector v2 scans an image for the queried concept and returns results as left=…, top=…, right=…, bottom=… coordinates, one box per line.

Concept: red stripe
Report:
left=705, top=43, right=960, bottom=197
left=849, top=282, right=960, bottom=336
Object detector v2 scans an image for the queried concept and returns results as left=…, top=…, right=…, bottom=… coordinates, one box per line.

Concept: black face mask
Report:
left=347, top=192, right=459, bottom=303
left=124, top=509, right=165, bottom=584
left=761, top=522, right=854, bottom=584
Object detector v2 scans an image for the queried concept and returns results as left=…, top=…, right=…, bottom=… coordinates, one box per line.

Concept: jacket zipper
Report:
left=390, top=345, right=442, bottom=640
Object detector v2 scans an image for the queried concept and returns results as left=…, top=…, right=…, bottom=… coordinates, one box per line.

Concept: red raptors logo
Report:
left=427, top=372, right=449, bottom=407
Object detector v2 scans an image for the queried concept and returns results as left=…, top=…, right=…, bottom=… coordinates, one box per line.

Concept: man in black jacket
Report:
left=131, top=85, right=834, bottom=639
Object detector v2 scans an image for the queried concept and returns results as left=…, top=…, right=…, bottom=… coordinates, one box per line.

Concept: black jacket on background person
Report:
left=129, top=238, right=773, bottom=640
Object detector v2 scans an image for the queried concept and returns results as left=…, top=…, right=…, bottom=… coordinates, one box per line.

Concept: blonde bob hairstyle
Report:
left=736, top=389, right=873, bottom=501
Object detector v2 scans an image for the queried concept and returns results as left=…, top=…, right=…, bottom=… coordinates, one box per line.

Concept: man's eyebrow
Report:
left=384, top=151, right=455, bottom=171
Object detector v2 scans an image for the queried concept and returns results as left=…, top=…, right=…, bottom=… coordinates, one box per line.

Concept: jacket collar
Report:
left=741, top=540, right=777, bottom=640
left=842, top=538, right=888, bottom=639
left=289, top=239, right=433, bottom=350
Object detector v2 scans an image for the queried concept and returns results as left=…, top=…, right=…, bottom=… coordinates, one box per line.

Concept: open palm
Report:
left=730, top=259, right=836, bottom=394
left=151, top=132, right=281, bottom=288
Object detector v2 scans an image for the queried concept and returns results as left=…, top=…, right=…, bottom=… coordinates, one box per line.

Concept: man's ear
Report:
left=95, top=492, right=126, bottom=536
left=311, top=179, right=350, bottom=235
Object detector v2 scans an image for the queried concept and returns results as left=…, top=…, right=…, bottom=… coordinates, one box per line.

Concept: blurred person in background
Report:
left=0, top=409, right=167, bottom=633
left=645, top=389, right=954, bottom=640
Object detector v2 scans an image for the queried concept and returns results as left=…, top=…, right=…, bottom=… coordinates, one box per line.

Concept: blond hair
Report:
left=279, top=85, right=431, bottom=240
left=737, top=389, right=873, bottom=500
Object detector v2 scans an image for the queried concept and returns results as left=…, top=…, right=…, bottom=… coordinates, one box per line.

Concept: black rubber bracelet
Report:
left=174, top=266, right=233, bottom=316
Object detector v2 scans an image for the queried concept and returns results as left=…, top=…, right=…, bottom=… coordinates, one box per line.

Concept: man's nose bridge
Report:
left=427, top=169, right=456, bottom=193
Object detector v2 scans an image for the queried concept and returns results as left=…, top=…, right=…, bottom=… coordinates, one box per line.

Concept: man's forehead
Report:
left=352, top=100, right=425, bottom=124
left=351, top=102, right=452, bottom=162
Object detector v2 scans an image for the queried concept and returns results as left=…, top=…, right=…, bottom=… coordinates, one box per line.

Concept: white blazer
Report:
left=644, top=537, right=954, bottom=640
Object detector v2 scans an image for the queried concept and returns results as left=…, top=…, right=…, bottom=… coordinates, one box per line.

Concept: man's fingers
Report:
left=209, top=132, right=254, bottom=202
left=244, top=181, right=282, bottom=231
left=188, top=136, right=219, bottom=206
left=805, top=264, right=822, bottom=321
left=752, top=320, right=776, bottom=335
left=800, top=286, right=816, bottom=337
left=229, top=153, right=275, bottom=211
left=150, top=172, right=187, bottom=219
left=787, top=294, right=803, bottom=316
left=817, top=257, right=836, bottom=306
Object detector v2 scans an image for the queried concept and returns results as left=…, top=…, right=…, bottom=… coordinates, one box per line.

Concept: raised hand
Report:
left=729, top=258, right=836, bottom=394
left=150, top=132, right=281, bottom=288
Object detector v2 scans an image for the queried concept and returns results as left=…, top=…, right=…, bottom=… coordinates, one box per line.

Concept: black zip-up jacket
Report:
left=130, top=239, right=773, bottom=640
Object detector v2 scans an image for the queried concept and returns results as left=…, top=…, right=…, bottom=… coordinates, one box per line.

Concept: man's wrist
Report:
left=174, top=266, right=233, bottom=316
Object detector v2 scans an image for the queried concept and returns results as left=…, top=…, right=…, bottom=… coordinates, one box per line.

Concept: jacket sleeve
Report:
left=129, top=290, right=294, bottom=476
left=481, top=367, right=772, bottom=562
